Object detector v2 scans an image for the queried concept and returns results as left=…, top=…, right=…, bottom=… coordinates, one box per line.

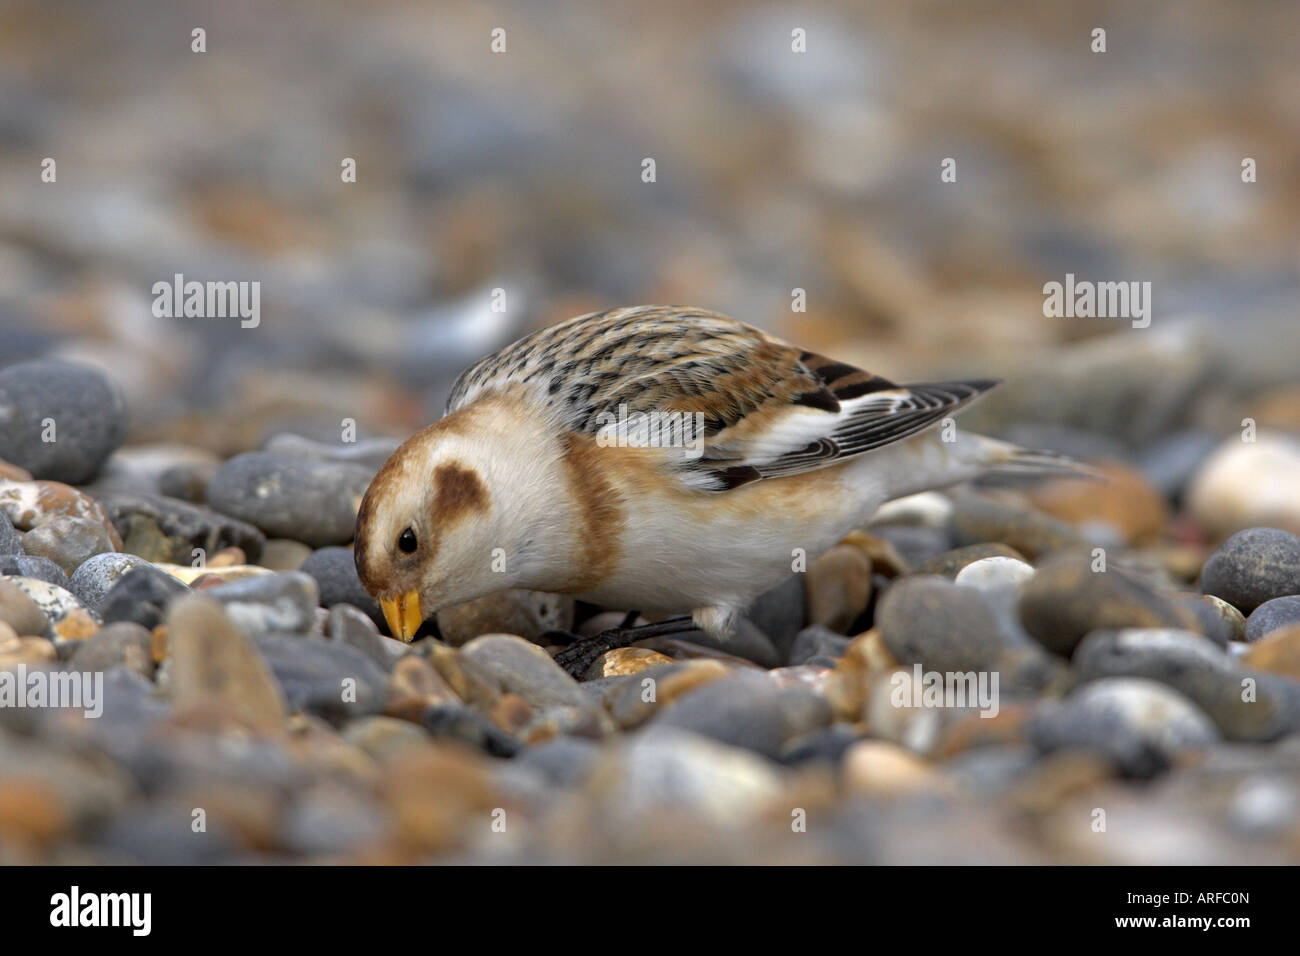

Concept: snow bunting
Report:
left=355, top=305, right=1079, bottom=670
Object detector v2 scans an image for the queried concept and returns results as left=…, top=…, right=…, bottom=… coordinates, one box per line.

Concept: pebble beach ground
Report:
left=2, top=356, right=1300, bottom=863
left=2, top=1, right=1299, bottom=865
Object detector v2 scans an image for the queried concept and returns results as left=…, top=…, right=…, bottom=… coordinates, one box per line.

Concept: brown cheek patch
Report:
left=559, top=434, right=625, bottom=592
left=432, top=463, right=490, bottom=526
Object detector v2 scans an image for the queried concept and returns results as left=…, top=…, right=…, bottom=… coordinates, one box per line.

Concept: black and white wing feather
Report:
left=446, top=305, right=999, bottom=492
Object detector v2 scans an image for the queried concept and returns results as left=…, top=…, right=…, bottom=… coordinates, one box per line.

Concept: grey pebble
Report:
left=206, top=571, right=320, bottom=636
left=460, top=633, right=589, bottom=711
left=68, top=552, right=155, bottom=614
left=1200, top=527, right=1300, bottom=614
left=0, top=359, right=127, bottom=483
left=100, top=565, right=190, bottom=629
left=68, top=621, right=155, bottom=679
left=301, top=545, right=383, bottom=628
left=0, top=511, right=23, bottom=556
left=1073, top=627, right=1300, bottom=742
left=328, top=602, right=406, bottom=672
left=650, top=670, right=831, bottom=759
left=1029, top=677, right=1218, bottom=777
left=0, top=554, right=70, bottom=589
left=788, top=624, right=851, bottom=666
left=255, top=633, right=388, bottom=722
left=877, top=574, right=1013, bottom=671
left=206, top=452, right=373, bottom=547
left=1244, top=595, right=1300, bottom=643
left=99, top=491, right=265, bottom=565
left=746, top=573, right=806, bottom=661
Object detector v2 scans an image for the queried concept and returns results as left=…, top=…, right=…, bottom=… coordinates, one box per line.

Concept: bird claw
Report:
left=553, top=629, right=622, bottom=680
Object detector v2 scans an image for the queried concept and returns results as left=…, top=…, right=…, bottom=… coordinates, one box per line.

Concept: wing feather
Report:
left=445, top=306, right=999, bottom=491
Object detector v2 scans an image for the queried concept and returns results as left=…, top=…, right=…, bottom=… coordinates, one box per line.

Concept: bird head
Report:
left=353, top=402, right=561, bottom=640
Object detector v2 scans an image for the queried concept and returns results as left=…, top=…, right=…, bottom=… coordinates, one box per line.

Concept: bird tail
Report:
left=973, top=436, right=1107, bottom=481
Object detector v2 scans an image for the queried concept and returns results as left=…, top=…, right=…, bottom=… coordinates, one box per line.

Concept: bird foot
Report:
left=552, top=614, right=697, bottom=680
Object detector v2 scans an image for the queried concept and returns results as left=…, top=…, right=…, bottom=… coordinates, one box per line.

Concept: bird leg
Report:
left=553, top=613, right=697, bottom=679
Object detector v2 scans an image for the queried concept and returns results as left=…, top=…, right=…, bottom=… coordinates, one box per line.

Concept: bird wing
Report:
left=446, top=305, right=999, bottom=491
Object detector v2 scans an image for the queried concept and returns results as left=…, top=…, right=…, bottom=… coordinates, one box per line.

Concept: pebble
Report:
left=788, top=624, right=852, bottom=667
left=263, top=432, right=401, bottom=471
left=167, top=595, right=287, bottom=731
left=824, top=628, right=898, bottom=722
left=98, top=492, right=265, bottom=565
left=1029, top=677, right=1219, bottom=777
left=603, top=659, right=732, bottom=730
left=299, top=546, right=383, bottom=628
left=329, top=603, right=407, bottom=673
left=342, top=715, right=435, bottom=763
left=1027, top=461, right=1168, bottom=545
left=1245, top=596, right=1300, bottom=643
left=206, top=452, right=374, bottom=547
left=1178, top=593, right=1246, bottom=647
left=644, top=616, right=782, bottom=669
left=378, top=745, right=497, bottom=855
left=20, top=515, right=117, bottom=576
left=0, top=511, right=22, bottom=556
left=805, top=543, right=871, bottom=633
left=100, top=566, right=191, bottom=629
left=877, top=575, right=1012, bottom=672
left=205, top=571, right=319, bottom=636
left=419, top=703, right=520, bottom=756
left=1018, top=555, right=1201, bottom=656
left=68, top=552, right=155, bottom=614
left=914, top=543, right=1027, bottom=579
left=1135, top=429, right=1220, bottom=500
left=255, top=633, right=388, bottom=722
left=435, top=590, right=574, bottom=647
left=948, top=491, right=1087, bottom=560
left=745, top=573, right=807, bottom=661
left=0, top=579, right=50, bottom=636
left=584, top=646, right=675, bottom=679
left=259, top=538, right=313, bottom=571
left=869, top=525, right=953, bottom=570
left=67, top=622, right=155, bottom=679
left=283, top=783, right=390, bottom=857
left=649, top=669, right=831, bottom=759
left=0, top=477, right=122, bottom=549
left=1242, top=626, right=1300, bottom=681
left=1199, top=527, right=1300, bottom=614
left=515, top=736, right=601, bottom=788
left=0, top=554, right=70, bottom=589
left=1073, top=627, right=1300, bottom=742
left=0, top=360, right=127, bottom=483
left=384, top=654, right=460, bottom=714
left=842, top=740, right=947, bottom=798
left=953, top=555, right=1036, bottom=593
left=606, top=727, right=782, bottom=825
left=157, top=460, right=220, bottom=503
left=1186, top=435, right=1300, bottom=537
left=777, top=723, right=861, bottom=766
left=2, top=576, right=99, bottom=637
left=460, top=633, right=590, bottom=712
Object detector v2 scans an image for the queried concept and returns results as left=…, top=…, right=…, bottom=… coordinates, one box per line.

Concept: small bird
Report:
left=355, top=305, right=1080, bottom=674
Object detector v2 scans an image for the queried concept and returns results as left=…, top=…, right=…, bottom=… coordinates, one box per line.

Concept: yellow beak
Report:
left=380, top=591, right=423, bottom=642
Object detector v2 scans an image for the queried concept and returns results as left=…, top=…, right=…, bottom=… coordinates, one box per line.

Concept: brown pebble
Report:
left=1243, top=625, right=1300, bottom=680
left=806, top=544, right=872, bottom=633
left=584, top=646, right=674, bottom=679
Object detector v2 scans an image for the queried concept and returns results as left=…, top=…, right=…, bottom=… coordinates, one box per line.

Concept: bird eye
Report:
left=398, top=527, right=417, bottom=553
